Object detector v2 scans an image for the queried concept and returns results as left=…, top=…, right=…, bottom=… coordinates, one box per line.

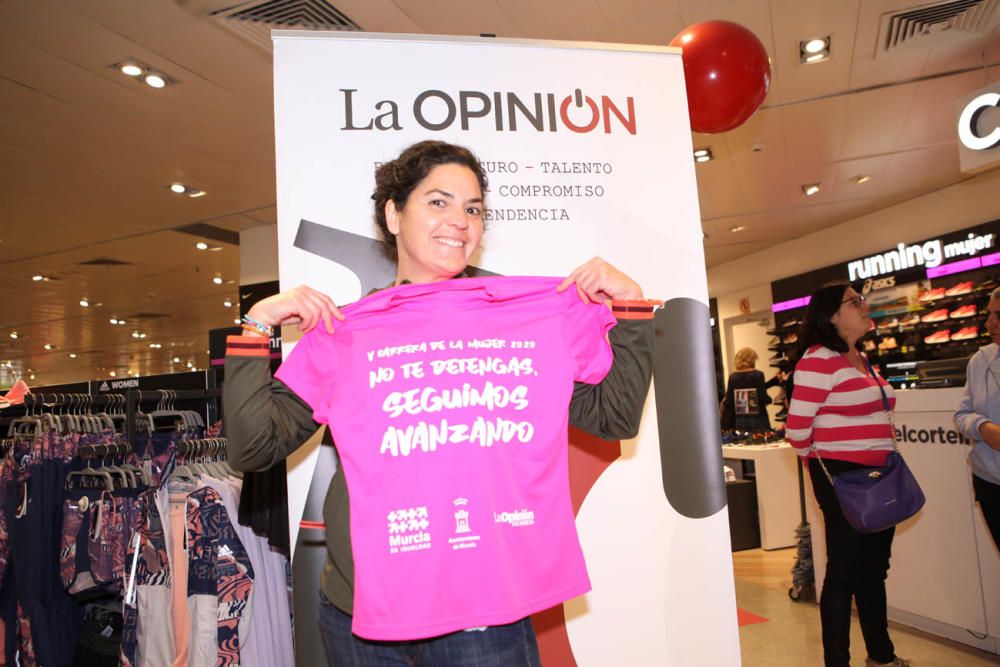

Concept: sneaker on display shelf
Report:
left=949, top=304, right=977, bottom=318
left=945, top=281, right=974, bottom=297
left=899, top=314, right=921, bottom=327
left=952, top=326, right=979, bottom=341
left=878, top=337, right=898, bottom=351
left=877, top=317, right=900, bottom=330
left=920, top=309, right=949, bottom=323
left=919, top=287, right=946, bottom=302
left=924, top=329, right=951, bottom=344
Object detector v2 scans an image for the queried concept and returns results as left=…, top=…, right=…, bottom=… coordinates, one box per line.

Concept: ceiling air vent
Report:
left=77, top=257, right=133, bottom=267
left=208, top=0, right=361, bottom=52
left=876, top=0, right=1000, bottom=57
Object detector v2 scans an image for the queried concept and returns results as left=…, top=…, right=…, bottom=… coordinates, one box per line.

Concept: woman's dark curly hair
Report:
left=792, top=280, right=862, bottom=364
left=371, top=141, right=488, bottom=257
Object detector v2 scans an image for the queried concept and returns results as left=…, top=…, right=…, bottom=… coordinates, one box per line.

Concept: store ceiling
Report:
left=1, top=0, right=999, bottom=386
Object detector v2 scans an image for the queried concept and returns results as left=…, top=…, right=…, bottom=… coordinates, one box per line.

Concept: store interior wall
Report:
left=707, top=167, right=1000, bottom=303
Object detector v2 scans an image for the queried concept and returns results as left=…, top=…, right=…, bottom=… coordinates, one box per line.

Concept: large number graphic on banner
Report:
left=273, top=32, right=739, bottom=666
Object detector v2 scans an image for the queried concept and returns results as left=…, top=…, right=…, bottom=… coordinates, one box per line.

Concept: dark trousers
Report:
left=318, top=592, right=542, bottom=667
left=973, top=474, right=1000, bottom=552
left=809, top=458, right=896, bottom=667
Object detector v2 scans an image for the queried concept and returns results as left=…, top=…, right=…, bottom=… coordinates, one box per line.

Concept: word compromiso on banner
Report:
left=340, top=88, right=638, bottom=135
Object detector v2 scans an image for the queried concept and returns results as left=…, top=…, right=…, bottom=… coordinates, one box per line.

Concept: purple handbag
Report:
left=812, top=359, right=925, bottom=534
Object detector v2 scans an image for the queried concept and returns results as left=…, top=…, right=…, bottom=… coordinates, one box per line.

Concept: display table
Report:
left=722, top=443, right=800, bottom=550
left=805, top=387, right=1000, bottom=655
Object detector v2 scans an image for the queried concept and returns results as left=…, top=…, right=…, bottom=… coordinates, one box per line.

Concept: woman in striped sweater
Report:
left=787, top=281, right=909, bottom=667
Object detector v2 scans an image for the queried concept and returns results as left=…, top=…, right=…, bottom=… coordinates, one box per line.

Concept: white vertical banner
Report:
left=273, top=31, right=739, bottom=666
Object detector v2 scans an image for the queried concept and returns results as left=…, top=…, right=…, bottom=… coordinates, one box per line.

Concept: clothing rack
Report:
left=15, top=388, right=222, bottom=447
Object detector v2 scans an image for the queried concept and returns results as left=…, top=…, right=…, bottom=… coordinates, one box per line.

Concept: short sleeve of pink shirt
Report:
left=274, top=276, right=619, bottom=640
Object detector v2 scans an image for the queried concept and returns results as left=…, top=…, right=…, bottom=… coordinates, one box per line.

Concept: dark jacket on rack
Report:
left=223, top=290, right=655, bottom=615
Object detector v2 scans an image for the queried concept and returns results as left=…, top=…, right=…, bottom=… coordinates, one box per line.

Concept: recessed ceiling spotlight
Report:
left=188, top=190, right=207, bottom=198
left=79, top=299, right=89, bottom=307
left=693, top=147, right=713, bottom=163
left=802, top=183, right=821, bottom=196
left=109, top=370, right=117, bottom=377
left=208, top=245, right=222, bottom=251
left=800, top=36, right=831, bottom=64
left=32, top=274, right=45, bottom=282
left=803, top=38, right=828, bottom=54
left=43, top=343, right=54, bottom=350
left=170, top=183, right=186, bottom=194
left=730, top=225, right=746, bottom=233
left=69, top=353, right=77, bottom=358
left=852, top=175, right=872, bottom=184
left=144, top=74, right=166, bottom=89
left=212, top=276, right=223, bottom=285
left=195, top=242, right=209, bottom=250
left=233, top=318, right=241, bottom=325
left=109, top=318, right=118, bottom=325
left=223, top=299, right=233, bottom=308
left=120, top=62, right=143, bottom=77
left=173, top=357, right=181, bottom=363
left=9, top=332, right=17, bottom=340
left=132, top=331, right=141, bottom=339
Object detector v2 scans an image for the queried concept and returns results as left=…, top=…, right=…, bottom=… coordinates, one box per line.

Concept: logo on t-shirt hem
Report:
left=493, top=509, right=536, bottom=527
left=388, top=506, right=431, bottom=554
left=449, top=497, right=480, bottom=550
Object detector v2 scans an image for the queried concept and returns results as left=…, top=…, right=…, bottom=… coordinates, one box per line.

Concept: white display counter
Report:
left=723, top=443, right=800, bottom=550
left=806, top=387, right=1000, bottom=655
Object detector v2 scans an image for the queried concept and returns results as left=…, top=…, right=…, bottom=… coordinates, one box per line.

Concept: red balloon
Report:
left=669, top=20, right=771, bottom=134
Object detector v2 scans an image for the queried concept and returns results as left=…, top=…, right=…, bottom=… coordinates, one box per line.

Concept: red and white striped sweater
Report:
left=786, top=344, right=895, bottom=465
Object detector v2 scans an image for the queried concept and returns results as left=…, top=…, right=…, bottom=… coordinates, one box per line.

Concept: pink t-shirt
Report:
left=275, top=276, right=617, bottom=640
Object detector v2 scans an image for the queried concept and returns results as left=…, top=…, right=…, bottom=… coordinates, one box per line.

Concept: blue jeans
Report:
left=318, top=592, right=542, bottom=667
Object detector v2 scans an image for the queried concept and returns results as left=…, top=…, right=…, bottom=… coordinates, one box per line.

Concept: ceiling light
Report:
left=173, top=357, right=181, bottom=363
left=730, top=225, right=746, bottom=233
left=695, top=155, right=711, bottom=163
left=109, top=371, right=117, bottom=377
left=69, top=353, right=77, bottom=358
left=186, top=361, right=193, bottom=368
left=208, top=245, right=222, bottom=251
left=170, top=183, right=186, bottom=194
left=803, top=38, right=828, bottom=54
left=145, top=74, right=166, bottom=89
left=799, top=36, right=830, bottom=64
left=188, top=190, right=207, bottom=198
left=149, top=343, right=162, bottom=349
left=43, top=343, right=53, bottom=350
left=9, top=332, right=17, bottom=340
left=120, top=63, right=143, bottom=77
left=223, top=299, right=233, bottom=308
left=195, top=242, right=208, bottom=250
left=109, top=318, right=118, bottom=325
left=32, top=275, right=44, bottom=282
left=132, top=331, right=141, bottom=339
left=79, top=299, right=89, bottom=307
left=233, top=318, right=241, bottom=325
left=213, top=276, right=223, bottom=285
left=853, top=175, right=872, bottom=184
left=139, top=333, right=147, bottom=339
left=29, top=374, right=35, bottom=380
left=802, top=183, right=821, bottom=196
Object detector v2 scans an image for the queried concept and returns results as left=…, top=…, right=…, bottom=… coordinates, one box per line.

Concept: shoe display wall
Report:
left=770, top=271, right=999, bottom=389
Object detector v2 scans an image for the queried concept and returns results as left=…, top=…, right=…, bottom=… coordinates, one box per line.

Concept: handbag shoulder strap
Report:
left=862, top=356, right=891, bottom=413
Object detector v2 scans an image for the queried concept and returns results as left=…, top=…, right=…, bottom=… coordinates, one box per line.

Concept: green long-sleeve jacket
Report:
left=224, top=303, right=654, bottom=614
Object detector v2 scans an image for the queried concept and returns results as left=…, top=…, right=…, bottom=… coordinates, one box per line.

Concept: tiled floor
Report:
left=733, top=547, right=1000, bottom=666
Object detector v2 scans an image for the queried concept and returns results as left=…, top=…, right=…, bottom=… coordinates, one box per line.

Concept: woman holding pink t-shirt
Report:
left=224, top=141, right=657, bottom=666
